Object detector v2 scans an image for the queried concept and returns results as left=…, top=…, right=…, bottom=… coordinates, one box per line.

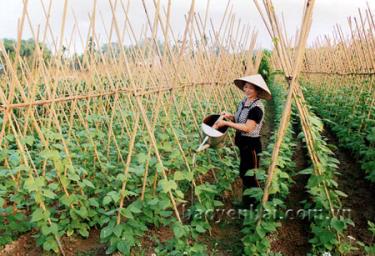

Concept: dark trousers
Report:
left=235, top=134, right=262, bottom=207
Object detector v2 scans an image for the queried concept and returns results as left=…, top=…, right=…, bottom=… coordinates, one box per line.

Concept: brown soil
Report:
left=270, top=128, right=311, bottom=255
left=62, top=229, right=106, bottom=256
left=199, top=219, right=243, bottom=256
left=0, top=232, right=42, bottom=256
left=0, top=229, right=105, bottom=256
left=134, top=226, right=174, bottom=255
left=323, top=128, right=375, bottom=255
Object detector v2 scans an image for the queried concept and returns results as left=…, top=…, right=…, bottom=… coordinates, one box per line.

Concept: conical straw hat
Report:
left=233, top=74, right=272, bottom=100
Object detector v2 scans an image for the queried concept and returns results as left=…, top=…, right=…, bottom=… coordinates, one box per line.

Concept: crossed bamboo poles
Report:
left=0, top=0, right=264, bottom=253
left=253, top=0, right=340, bottom=227
left=253, top=0, right=364, bottom=248
left=301, top=4, right=375, bottom=129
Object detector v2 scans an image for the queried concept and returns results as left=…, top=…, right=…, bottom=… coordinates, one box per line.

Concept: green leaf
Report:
left=100, top=225, right=113, bottom=239
left=243, top=187, right=263, bottom=200
left=24, top=176, right=45, bottom=192
left=24, top=177, right=37, bottom=192
left=34, top=192, right=44, bottom=204
left=79, top=228, right=89, bottom=237
left=116, top=173, right=126, bottom=182
left=147, top=198, right=159, bottom=206
left=213, top=200, right=224, bottom=207
left=174, top=171, right=185, bottom=181
left=136, top=152, right=148, bottom=164
left=121, top=208, right=134, bottom=219
left=60, top=176, right=69, bottom=188
left=59, top=194, right=74, bottom=206
left=365, top=246, right=375, bottom=255
left=245, top=169, right=255, bottom=176
left=107, top=191, right=120, bottom=203
left=41, top=223, right=59, bottom=236
left=31, top=208, right=48, bottom=222
left=335, top=190, right=348, bottom=198
left=75, top=206, right=88, bottom=218
left=41, top=224, right=51, bottom=236
left=255, top=225, right=266, bottom=238
left=129, top=166, right=145, bottom=176
left=34, top=177, right=45, bottom=188
left=113, top=225, right=123, bottom=237
left=159, top=210, right=173, bottom=217
left=175, top=190, right=184, bottom=198
left=82, top=179, right=95, bottom=189
left=128, top=201, right=142, bottom=214
left=173, top=223, right=187, bottom=239
left=279, top=171, right=290, bottom=179
left=331, top=218, right=346, bottom=233
left=174, top=171, right=193, bottom=181
left=88, top=198, right=99, bottom=208
left=103, top=196, right=111, bottom=206
left=298, top=167, right=313, bottom=175
left=317, top=228, right=336, bottom=245
left=117, top=240, right=130, bottom=254
left=41, top=149, right=60, bottom=160
left=368, top=221, right=375, bottom=235
left=68, top=173, right=80, bottom=182
left=262, top=221, right=278, bottom=232
left=43, top=189, right=57, bottom=199
left=42, top=236, right=58, bottom=252
left=156, top=163, right=166, bottom=174
left=195, top=224, right=206, bottom=233
left=21, top=136, right=35, bottom=146
left=49, top=223, right=59, bottom=235
left=159, top=179, right=177, bottom=193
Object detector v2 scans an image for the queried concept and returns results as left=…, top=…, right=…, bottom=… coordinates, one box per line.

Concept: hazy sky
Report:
left=0, top=0, right=373, bottom=52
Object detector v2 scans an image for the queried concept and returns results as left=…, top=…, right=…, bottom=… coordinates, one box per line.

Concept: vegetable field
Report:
left=0, top=0, right=374, bottom=256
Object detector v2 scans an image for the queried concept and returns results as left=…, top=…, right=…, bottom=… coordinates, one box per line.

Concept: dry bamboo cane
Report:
left=6, top=103, right=65, bottom=255
left=20, top=12, right=87, bottom=198
left=117, top=112, right=140, bottom=224
left=108, top=0, right=182, bottom=223
left=147, top=0, right=234, bottom=191
left=252, top=0, right=339, bottom=227
left=122, top=0, right=200, bottom=200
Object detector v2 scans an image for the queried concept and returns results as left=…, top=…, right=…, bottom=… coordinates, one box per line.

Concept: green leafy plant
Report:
left=301, top=79, right=375, bottom=183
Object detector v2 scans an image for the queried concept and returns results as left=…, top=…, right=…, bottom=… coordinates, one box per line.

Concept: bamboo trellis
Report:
left=253, top=0, right=342, bottom=234
left=299, top=4, right=375, bottom=132
left=0, top=0, right=265, bottom=253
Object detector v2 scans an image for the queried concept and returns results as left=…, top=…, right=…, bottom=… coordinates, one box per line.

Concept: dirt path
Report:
left=268, top=120, right=375, bottom=255
left=323, top=127, right=375, bottom=255
left=198, top=99, right=276, bottom=256
left=269, top=124, right=311, bottom=255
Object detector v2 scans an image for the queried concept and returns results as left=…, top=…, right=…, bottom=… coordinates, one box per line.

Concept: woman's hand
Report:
left=212, top=120, right=228, bottom=129
left=220, top=111, right=234, bottom=121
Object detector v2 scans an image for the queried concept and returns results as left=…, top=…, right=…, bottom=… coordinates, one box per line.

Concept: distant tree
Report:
left=101, top=42, right=122, bottom=59
left=1, top=38, right=51, bottom=63
left=258, top=49, right=274, bottom=84
left=87, top=36, right=96, bottom=55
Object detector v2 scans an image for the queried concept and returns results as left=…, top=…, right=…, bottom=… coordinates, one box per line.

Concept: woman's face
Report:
left=243, top=83, right=258, bottom=98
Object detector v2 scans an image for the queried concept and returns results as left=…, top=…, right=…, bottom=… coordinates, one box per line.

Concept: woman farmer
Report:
left=214, top=74, right=272, bottom=207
